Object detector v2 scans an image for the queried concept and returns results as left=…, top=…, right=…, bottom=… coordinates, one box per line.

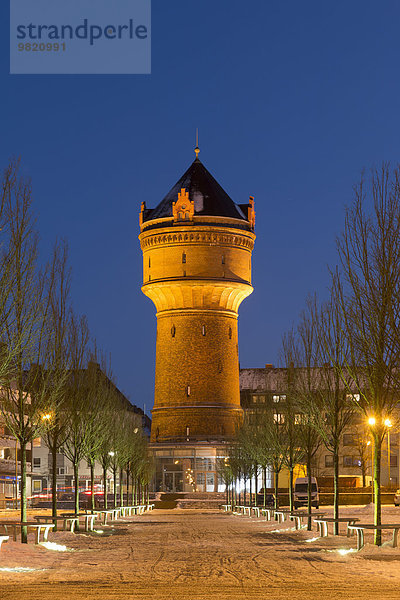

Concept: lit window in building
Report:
left=186, top=385, right=191, bottom=396
left=294, top=414, right=302, bottom=424
left=346, top=393, right=360, bottom=402
left=272, top=395, right=280, bottom=403
left=274, top=413, right=285, bottom=424
left=343, top=434, right=357, bottom=446
left=202, top=325, right=206, bottom=336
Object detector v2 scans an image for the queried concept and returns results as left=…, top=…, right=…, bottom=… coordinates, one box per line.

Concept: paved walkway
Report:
left=0, top=509, right=399, bottom=599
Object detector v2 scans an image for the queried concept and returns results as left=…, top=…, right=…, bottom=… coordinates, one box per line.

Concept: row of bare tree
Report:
left=0, top=160, right=152, bottom=541
left=223, top=165, right=400, bottom=544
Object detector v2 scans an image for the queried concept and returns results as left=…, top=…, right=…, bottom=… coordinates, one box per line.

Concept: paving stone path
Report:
left=0, top=509, right=399, bottom=599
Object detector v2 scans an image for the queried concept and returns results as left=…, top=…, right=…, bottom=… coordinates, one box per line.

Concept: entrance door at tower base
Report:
left=163, top=471, right=184, bottom=493
left=151, top=444, right=227, bottom=493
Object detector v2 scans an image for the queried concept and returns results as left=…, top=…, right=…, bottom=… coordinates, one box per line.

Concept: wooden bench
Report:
left=60, top=513, right=96, bottom=531
left=261, top=508, right=275, bottom=521
left=91, top=509, right=115, bottom=525
left=347, top=523, right=400, bottom=550
left=289, top=511, right=326, bottom=530
left=314, top=517, right=359, bottom=537
left=0, top=521, right=55, bottom=544
left=274, top=509, right=295, bottom=523
left=0, top=535, right=9, bottom=550
left=34, top=515, right=79, bottom=533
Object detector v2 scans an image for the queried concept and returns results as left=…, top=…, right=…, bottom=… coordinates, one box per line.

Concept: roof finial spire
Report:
left=194, top=128, right=200, bottom=160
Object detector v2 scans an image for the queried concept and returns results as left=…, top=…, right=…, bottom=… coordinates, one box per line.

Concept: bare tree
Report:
left=309, top=295, right=355, bottom=534
left=332, top=165, right=400, bottom=544
left=0, top=161, right=63, bottom=542
left=63, top=314, right=92, bottom=518
left=40, top=240, right=72, bottom=527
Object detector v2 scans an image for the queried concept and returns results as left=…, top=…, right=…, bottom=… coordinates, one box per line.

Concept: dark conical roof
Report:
left=144, top=158, right=248, bottom=222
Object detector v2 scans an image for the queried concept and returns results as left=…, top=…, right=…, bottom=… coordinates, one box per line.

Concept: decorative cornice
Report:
left=139, top=228, right=255, bottom=251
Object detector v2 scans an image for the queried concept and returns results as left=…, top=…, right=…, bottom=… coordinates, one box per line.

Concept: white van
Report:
left=294, top=477, right=319, bottom=509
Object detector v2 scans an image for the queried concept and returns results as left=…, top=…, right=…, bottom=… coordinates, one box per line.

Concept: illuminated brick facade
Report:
left=139, top=152, right=255, bottom=491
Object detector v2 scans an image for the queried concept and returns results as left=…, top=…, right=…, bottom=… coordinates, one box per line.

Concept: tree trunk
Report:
left=20, top=441, right=27, bottom=543
left=288, top=467, right=294, bottom=511
left=90, top=461, right=95, bottom=512
left=119, top=469, right=124, bottom=507
left=103, top=465, right=108, bottom=510
left=307, top=459, right=312, bottom=531
left=113, top=468, right=117, bottom=508
left=126, top=469, right=130, bottom=506
left=51, top=443, right=58, bottom=530
left=73, top=461, right=80, bottom=528
left=263, top=467, right=266, bottom=507
left=333, top=448, right=339, bottom=535
left=254, top=465, right=258, bottom=507
left=249, top=476, right=252, bottom=508
left=274, top=468, right=279, bottom=510
left=373, top=433, right=382, bottom=545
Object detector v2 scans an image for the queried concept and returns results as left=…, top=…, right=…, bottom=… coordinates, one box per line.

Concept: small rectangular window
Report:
left=343, top=434, right=357, bottom=446
left=343, top=455, right=357, bottom=467
left=33, top=457, right=41, bottom=468
left=222, top=255, right=225, bottom=264
left=186, top=385, right=190, bottom=396
left=273, top=413, right=284, bottom=424
left=325, top=455, right=333, bottom=467
left=182, top=252, right=186, bottom=264
left=272, top=395, right=280, bottom=403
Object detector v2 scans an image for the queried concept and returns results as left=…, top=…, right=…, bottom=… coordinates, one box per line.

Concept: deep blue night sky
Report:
left=1, top=1, right=400, bottom=413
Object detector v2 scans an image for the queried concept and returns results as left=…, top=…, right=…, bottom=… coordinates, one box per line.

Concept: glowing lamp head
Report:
left=368, top=417, right=376, bottom=426
left=384, top=419, right=392, bottom=428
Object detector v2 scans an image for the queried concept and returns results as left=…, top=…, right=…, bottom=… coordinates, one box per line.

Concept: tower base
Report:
left=150, top=440, right=230, bottom=493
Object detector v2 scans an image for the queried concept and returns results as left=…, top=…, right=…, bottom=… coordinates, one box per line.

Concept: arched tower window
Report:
left=148, top=257, right=151, bottom=268
left=186, top=385, right=191, bottom=396
left=229, top=327, right=232, bottom=339
left=202, top=325, right=206, bottom=336
left=185, top=212, right=190, bottom=220
left=171, top=325, right=176, bottom=338
left=182, top=252, right=186, bottom=264
left=178, top=212, right=183, bottom=220
left=222, top=255, right=225, bottom=264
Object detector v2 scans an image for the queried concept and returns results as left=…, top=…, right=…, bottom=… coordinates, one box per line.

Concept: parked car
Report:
left=294, top=477, right=319, bottom=509
left=394, top=489, right=400, bottom=507
left=256, top=491, right=275, bottom=506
